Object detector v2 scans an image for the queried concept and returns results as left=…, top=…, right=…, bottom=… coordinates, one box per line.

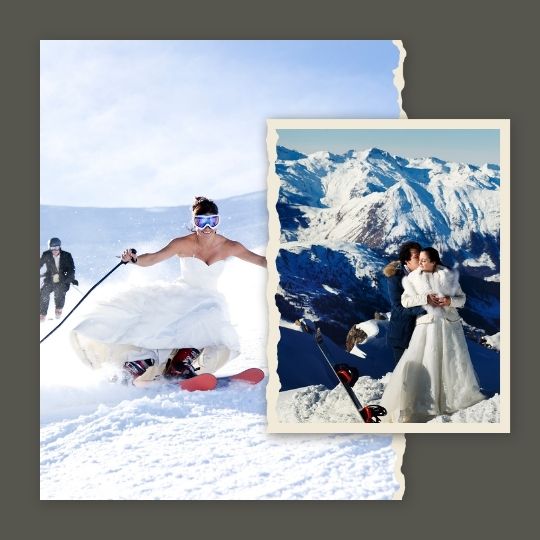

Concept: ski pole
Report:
left=296, top=319, right=386, bottom=423
left=313, top=328, right=386, bottom=423
left=39, top=249, right=137, bottom=345
left=72, top=284, right=84, bottom=296
left=312, top=328, right=386, bottom=423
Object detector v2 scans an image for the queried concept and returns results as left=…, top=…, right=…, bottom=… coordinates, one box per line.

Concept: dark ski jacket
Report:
left=40, top=249, right=76, bottom=289
left=383, top=260, right=426, bottom=349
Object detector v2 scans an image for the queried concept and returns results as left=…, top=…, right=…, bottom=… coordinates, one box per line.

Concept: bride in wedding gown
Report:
left=70, top=196, right=266, bottom=385
left=379, top=247, right=485, bottom=422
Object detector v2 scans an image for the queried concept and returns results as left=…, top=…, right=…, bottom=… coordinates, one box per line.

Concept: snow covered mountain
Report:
left=276, top=241, right=387, bottom=336
left=277, top=145, right=500, bottom=268
left=274, top=146, right=501, bottom=340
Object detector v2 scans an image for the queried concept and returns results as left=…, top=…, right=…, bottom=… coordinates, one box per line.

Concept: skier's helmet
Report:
left=48, top=237, right=61, bottom=249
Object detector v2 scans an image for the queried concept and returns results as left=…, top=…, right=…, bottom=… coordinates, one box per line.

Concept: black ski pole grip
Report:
left=122, top=248, right=137, bottom=264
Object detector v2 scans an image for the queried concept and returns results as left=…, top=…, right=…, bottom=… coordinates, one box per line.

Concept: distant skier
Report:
left=40, top=237, right=78, bottom=322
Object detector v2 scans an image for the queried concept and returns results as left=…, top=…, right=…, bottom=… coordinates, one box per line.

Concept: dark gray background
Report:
left=4, top=0, right=536, bottom=538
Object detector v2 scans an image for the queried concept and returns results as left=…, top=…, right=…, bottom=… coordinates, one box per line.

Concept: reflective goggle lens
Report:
left=194, top=215, right=219, bottom=229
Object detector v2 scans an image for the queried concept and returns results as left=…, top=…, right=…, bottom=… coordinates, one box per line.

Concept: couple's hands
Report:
left=427, top=293, right=451, bottom=307
left=121, top=248, right=138, bottom=264
left=438, top=296, right=451, bottom=307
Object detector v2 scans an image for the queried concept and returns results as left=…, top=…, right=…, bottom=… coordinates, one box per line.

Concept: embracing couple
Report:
left=380, top=241, right=485, bottom=423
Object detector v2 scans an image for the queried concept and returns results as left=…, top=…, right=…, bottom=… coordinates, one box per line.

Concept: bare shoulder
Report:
left=221, top=238, right=245, bottom=254
left=220, top=237, right=267, bottom=267
left=167, top=234, right=197, bottom=254
left=216, top=237, right=252, bottom=258
left=170, top=234, right=196, bottom=245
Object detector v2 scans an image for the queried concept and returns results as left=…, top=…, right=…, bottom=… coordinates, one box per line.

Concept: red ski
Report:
left=178, top=368, right=264, bottom=391
left=223, top=367, right=265, bottom=385
left=179, top=373, right=217, bottom=392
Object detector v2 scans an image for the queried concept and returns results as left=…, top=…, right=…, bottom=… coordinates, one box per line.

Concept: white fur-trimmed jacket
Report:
left=401, top=265, right=466, bottom=325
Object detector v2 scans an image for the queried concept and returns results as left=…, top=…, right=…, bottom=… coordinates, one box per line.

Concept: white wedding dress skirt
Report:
left=379, top=318, right=485, bottom=422
left=70, top=257, right=240, bottom=374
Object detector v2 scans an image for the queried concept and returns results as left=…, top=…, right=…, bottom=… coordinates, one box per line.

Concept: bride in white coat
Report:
left=380, top=247, right=485, bottom=422
left=70, top=196, right=266, bottom=385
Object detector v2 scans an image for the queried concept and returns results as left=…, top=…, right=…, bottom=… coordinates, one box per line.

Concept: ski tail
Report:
left=359, top=405, right=387, bottom=423
left=178, top=368, right=264, bottom=391
left=226, top=368, right=264, bottom=385
left=179, top=373, right=217, bottom=392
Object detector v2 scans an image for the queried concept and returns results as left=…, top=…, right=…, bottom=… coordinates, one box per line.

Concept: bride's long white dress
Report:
left=379, top=266, right=485, bottom=422
left=70, top=256, right=240, bottom=378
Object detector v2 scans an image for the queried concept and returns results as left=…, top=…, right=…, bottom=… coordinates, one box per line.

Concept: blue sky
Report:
left=40, top=40, right=400, bottom=207
left=277, top=129, right=501, bottom=165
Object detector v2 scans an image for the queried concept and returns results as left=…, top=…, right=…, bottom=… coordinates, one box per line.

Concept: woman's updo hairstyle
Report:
left=421, top=246, right=444, bottom=267
left=192, top=196, right=219, bottom=216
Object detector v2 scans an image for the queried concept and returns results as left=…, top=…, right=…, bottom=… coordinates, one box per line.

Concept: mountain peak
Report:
left=276, top=146, right=307, bottom=161
left=363, top=147, right=392, bottom=160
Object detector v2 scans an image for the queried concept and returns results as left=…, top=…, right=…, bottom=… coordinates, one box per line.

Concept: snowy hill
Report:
left=40, top=192, right=401, bottom=500
left=274, top=146, right=501, bottom=341
left=275, top=322, right=500, bottom=425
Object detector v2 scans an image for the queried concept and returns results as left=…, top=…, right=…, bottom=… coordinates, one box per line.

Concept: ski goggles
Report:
left=50, top=246, right=61, bottom=251
left=193, top=214, right=220, bottom=230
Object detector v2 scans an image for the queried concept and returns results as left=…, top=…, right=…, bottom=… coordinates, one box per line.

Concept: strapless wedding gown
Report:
left=70, top=257, right=240, bottom=374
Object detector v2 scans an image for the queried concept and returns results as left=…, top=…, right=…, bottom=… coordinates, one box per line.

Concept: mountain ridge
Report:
left=274, top=146, right=501, bottom=342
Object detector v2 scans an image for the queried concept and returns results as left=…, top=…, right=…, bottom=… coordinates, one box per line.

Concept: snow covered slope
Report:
left=275, top=322, right=500, bottom=425
left=40, top=193, right=401, bottom=500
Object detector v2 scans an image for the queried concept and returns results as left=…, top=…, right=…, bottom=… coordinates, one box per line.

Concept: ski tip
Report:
left=228, top=368, right=265, bottom=385
left=179, top=373, right=218, bottom=392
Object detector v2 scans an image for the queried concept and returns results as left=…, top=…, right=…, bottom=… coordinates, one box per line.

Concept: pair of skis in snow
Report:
left=297, top=319, right=387, bottom=423
left=178, top=367, right=264, bottom=392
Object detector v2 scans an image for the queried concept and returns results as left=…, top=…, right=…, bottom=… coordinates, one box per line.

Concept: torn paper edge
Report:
left=393, top=39, right=407, bottom=120
left=392, top=38, right=406, bottom=501
left=265, top=40, right=408, bottom=500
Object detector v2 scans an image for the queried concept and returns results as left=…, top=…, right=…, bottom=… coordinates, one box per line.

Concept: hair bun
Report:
left=192, top=196, right=219, bottom=215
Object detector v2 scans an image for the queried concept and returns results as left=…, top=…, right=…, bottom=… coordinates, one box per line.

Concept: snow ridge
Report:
left=277, top=146, right=500, bottom=267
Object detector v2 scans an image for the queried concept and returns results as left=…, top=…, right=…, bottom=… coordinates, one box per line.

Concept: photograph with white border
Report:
left=266, top=118, right=510, bottom=434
